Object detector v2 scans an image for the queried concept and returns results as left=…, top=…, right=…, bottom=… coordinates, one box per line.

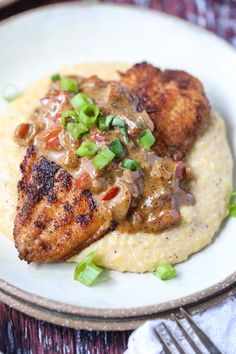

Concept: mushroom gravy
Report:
left=14, top=74, right=195, bottom=234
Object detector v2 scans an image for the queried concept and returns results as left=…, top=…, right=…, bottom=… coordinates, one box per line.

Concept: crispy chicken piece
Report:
left=13, top=147, right=112, bottom=263
left=120, top=62, right=210, bottom=160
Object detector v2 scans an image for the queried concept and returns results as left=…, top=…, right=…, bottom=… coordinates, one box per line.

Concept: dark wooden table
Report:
left=0, top=1, right=235, bottom=353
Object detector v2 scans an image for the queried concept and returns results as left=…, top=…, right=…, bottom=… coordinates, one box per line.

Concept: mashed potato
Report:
left=0, top=63, right=233, bottom=272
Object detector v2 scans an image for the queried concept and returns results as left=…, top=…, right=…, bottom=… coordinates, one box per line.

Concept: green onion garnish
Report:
left=67, top=122, right=88, bottom=140
left=74, top=251, right=103, bottom=287
left=154, top=264, right=176, bottom=280
left=229, top=191, right=236, bottom=217
left=98, top=115, right=114, bottom=132
left=71, top=93, right=92, bottom=111
left=79, top=104, right=99, bottom=127
left=2, top=83, right=21, bottom=102
left=111, top=116, right=126, bottom=128
left=109, top=139, right=125, bottom=160
left=139, top=128, right=155, bottom=148
left=51, top=73, right=61, bottom=82
left=60, top=77, right=78, bottom=93
left=92, top=147, right=115, bottom=170
left=111, top=117, right=129, bottom=143
left=60, top=110, right=78, bottom=127
left=76, top=141, right=98, bottom=157
left=74, top=251, right=97, bottom=280
left=121, top=159, right=140, bottom=171
left=76, top=263, right=103, bottom=287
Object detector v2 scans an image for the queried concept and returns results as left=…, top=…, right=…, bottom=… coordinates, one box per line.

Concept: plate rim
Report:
left=0, top=272, right=236, bottom=319
left=1, top=280, right=236, bottom=330
left=0, top=1, right=236, bottom=321
left=0, top=1, right=235, bottom=55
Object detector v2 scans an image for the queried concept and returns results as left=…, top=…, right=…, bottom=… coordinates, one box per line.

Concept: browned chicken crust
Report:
left=13, top=147, right=112, bottom=263
left=120, top=62, right=210, bottom=160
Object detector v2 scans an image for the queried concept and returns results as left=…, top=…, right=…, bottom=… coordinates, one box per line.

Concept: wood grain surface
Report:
left=0, top=1, right=235, bottom=353
left=0, top=303, right=131, bottom=353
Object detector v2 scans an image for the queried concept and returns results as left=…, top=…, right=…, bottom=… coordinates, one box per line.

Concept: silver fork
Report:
left=153, top=308, right=223, bottom=354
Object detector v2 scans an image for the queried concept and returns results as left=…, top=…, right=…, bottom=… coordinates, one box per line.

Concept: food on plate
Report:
left=14, top=147, right=112, bottom=263
left=0, top=62, right=233, bottom=273
left=73, top=251, right=104, bottom=286
left=120, top=62, right=209, bottom=160
left=228, top=192, right=236, bottom=217
left=154, top=263, right=177, bottom=281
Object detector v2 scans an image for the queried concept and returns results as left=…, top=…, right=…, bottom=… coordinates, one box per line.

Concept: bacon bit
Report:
left=91, top=132, right=108, bottom=146
left=48, top=91, right=70, bottom=103
left=75, top=172, right=92, bottom=190
left=38, top=127, right=62, bottom=142
left=15, top=123, right=31, bottom=139
left=175, top=161, right=186, bottom=180
left=46, top=136, right=61, bottom=150
left=52, top=111, right=62, bottom=123
left=102, top=186, right=120, bottom=201
left=37, top=126, right=62, bottom=150
left=41, top=91, right=71, bottom=122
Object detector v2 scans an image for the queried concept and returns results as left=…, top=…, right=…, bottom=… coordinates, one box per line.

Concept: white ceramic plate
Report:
left=0, top=3, right=235, bottom=326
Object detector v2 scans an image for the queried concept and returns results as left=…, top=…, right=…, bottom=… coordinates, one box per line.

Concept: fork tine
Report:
left=162, top=322, right=188, bottom=354
left=172, top=314, right=204, bottom=354
left=180, top=308, right=222, bottom=354
left=153, top=327, right=174, bottom=354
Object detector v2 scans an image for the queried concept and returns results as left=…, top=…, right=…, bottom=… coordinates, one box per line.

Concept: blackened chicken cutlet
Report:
left=119, top=62, right=210, bottom=160
left=14, top=147, right=112, bottom=263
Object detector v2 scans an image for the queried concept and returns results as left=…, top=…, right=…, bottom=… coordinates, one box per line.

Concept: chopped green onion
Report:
left=121, top=159, right=140, bottom=171
left=60, top=77, right=78, bottom=93
left=139, top=128, right=155, bottom=148
left=79, top=104, right=99, bottom=127
left=71, top=93, right=92, bottom=110
left=76, top=263, right=103, bottom=287
left=51, top=73, right=61, bottom=82
left=229, top=191, right=236, bottom=217
left=83, top=250, right=97, bottom=264
left=111, top=116, right=126, bottom=128
left=100, top=115, right=129, bottom=143
left=60, top=110, right=78, bottom=127
left=2, top=83, right=21, bottom=102
left=74, top=261, right=88, bottom=281
left=92, top=147, right=115, bottom=170
left=67, top=122, right=88, bottom=140
left=154, top=264, right=176, bottom=280
left=74, top=251, right=97, bottom=280
left=109, top=139, right=125, bottom=160
left=74, top=251, right=103, bottom=286
left=111, top=118, right=129, bottom=143
left=98, top=115, right=114, bottom=132
left=229, top=205, right=236, bottom=217
left=76, top=141, right=98, bottom=157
